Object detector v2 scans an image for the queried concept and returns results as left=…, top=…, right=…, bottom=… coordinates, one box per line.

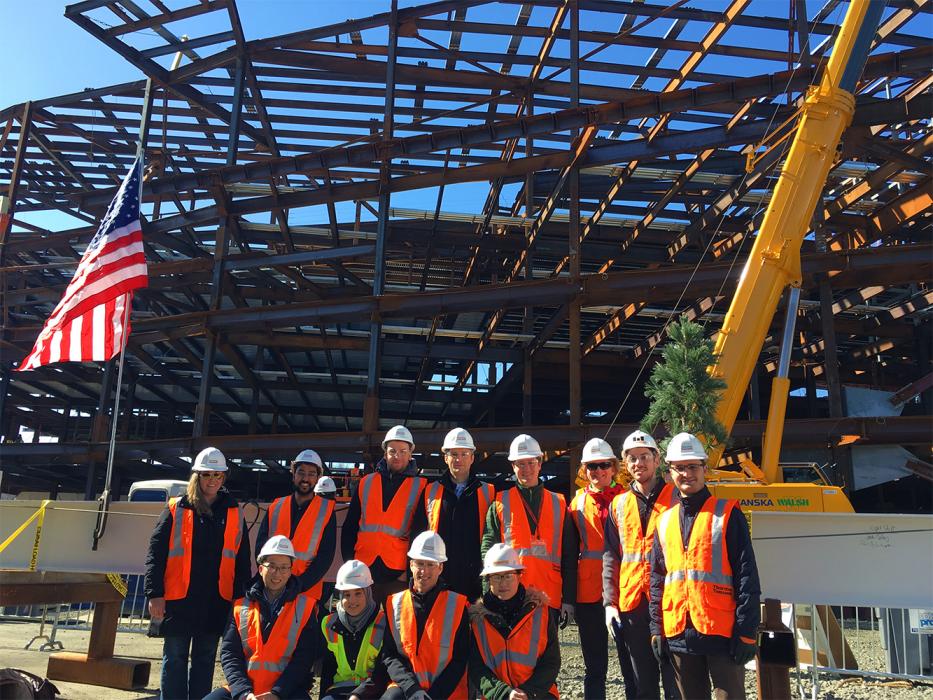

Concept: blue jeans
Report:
left=161, top=634, right=219, bottom=700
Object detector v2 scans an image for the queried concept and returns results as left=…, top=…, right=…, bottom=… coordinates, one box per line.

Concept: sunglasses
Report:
left=585, top=462, right=615, bottom=471
left=198, top=472, right=224, bottom=480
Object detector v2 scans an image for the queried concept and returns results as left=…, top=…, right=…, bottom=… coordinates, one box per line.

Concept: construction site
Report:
left=0, top=0, right=931, bottom=698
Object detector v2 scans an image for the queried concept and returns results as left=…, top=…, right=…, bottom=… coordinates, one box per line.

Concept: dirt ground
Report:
left=1, top=618, right=931, bottom=699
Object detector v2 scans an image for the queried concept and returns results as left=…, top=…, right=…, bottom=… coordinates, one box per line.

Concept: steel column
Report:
left=567, top=1, right=582, bottom=475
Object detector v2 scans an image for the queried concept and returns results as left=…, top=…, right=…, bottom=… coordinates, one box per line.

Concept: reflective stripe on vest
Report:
left=387, top=589, right=467, bottom=691
left=611, top=483, right=676, bottom=611
left=234, top=593, right=315, bottom=695
left=165, top=497, right=242, bottom=602
left=471, top=603, right=556, bottom=697
left=656, top=497, right=738, bottom=639
left=355, top=473, right=426, bottom=570
left=321, top=610, right=386, bottom=686
left=266, top=495, right=334, bottom=599
left=569, top=489, right=605, bottom=604
left=424, top=481, right=496, bottom=539
left=496, top=488, right=565, bottom=608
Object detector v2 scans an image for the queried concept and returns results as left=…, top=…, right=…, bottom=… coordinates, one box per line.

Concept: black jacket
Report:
left=255, top=493, right=337, bottom=596
left=220, top=576, right=317, bottom=700
left=648, top=487, right=761, bottom=656
left=340, top=457, right=421, bottom=584
left=468, top=585, right=560, bottom=700
left=319, top=605, right=383, bottom=698
left=144, top=490, right=252, bottom=637
left=411, top=472, right=494, bottom=601
left=354, top=582, right=469, bottom=700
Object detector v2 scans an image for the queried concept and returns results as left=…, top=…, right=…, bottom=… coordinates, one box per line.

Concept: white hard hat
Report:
left=622, top=430, right=660, bottom=455
left=581, top=438, right=616, bottom=464
left=480, top=543, right=525, bottom=576
left=293, top=449, right=323, bottom=468
left=335, top=559, right=374, bottom=590
left=258, top=535, right=295, bottom=563
left=382, top=425, right=414, bottom=450
left=192, top=446, right=227, bottom=472
left=314, top=476, right=336, bottom=494
left=442, top=427, right=476, bottom=452
left=508, top=434, right=543, bottom=461
left=407, top=530, right=447, bottom=563
left=665, top=432, right=708, bottom=462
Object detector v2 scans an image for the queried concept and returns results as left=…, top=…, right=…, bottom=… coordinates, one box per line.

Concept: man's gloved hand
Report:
left=732, top=635, right=757, bottom=665
left=559, top=603, right=575, bottom=629
left=650, top=634, right=669, bottom=663
left=605, top=605, right=621, bottom=638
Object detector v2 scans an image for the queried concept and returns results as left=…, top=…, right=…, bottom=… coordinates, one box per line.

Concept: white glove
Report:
left=605, top=605, right=621, bottom=637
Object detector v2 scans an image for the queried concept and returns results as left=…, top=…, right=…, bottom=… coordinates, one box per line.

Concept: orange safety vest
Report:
left=568, top=486, right=621, bottom=604
left=610, top=483, right=676, bottom=611
left=424, top=480, right=495, bottom=538
left=355, top=472, right=426, bottom=570
left=386, top=589, right=468, bottom=697
left=233, top=593, right=315, bottom=695
left=656, top=497, right=739, bottom=639
left=266, top=495, right=334, bottom=600
left=493, top=488, right=565, bottom=608
left=471, top=603, right=558, bottom=699
left=164, top=497, right=242, bottom=602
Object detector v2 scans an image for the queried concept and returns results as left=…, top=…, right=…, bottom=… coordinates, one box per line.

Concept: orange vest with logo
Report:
left=266, top=495, right=334, bottom=600
left=493, top=488, right=565, bottom=608
left=233, top=593, right=315, bottom=695
left=610, top=483, right=676, bottom=611
left=569, top=485, right=621, bottom=604
left=355, top=472, right=426, bottom=570
left=164, top=497, right=242, bottom=602
left=386, top=589, right=468, bottom=697
left=471, top=603, right=558, bottom=699
left=424, top=480, right=495, bottom=538
left=656, top=497, right=739, bottom=639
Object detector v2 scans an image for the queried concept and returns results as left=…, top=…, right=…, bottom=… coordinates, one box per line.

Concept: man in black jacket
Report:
left=648, top=433, right=761, bottom=700
left=206, top=536, right=318, bottom=700
left=412, top=427, right=495, bottom=601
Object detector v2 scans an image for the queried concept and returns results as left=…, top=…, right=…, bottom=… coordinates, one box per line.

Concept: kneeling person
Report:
left=470, top=544, right=560, bottom=700
left=207, top=535, right=316, bottom=700
left=321, top=560, right=386, bottom=700
left=352, top=531, right=469, bottom=700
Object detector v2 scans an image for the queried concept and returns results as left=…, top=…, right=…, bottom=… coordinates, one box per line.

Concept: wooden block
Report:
left=47, top=652, right=150, bottom=690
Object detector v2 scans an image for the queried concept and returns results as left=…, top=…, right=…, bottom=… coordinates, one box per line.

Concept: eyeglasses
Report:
left=669, top=463, right=705, bottom=475
left=585, top=462, right=615, bottom=471
left=260, top=563, right=292, bottom=575
left=625, top=453, right=655, bottom=463
left=411, top=560, right=440, bottom=570
left=446, top=451, right=473, bottom=460
left=199, top=472, right=224, bottom=480
left=488, top=572, right=518, bottom=583
left=387, top=447, right=411, bottom=457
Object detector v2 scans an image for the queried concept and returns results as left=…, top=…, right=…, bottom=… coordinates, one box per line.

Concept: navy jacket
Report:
left=220, top=576, right=318, bottom=700
left=648, top=487, right=761, bottom=656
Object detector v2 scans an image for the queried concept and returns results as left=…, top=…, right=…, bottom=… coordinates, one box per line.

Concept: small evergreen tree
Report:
left=640, top=317, right=729, bottom=455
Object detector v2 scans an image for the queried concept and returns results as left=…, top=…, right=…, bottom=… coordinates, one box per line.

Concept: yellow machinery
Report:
left=702, top=0, right=889, bottom=515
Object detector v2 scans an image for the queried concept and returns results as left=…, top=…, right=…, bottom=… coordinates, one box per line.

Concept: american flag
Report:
left=18, top=158, right=148, bottom=371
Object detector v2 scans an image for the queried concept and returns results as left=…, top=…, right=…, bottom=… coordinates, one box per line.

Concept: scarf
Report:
left=337, top=587, right=377, bottom=635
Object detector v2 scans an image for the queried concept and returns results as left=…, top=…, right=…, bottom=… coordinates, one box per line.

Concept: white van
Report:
left=128, top=479, right=188, bottom=503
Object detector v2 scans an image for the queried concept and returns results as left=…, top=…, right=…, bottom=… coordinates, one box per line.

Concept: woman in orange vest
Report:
left=144, top=447, right=252, bottom=700
left=470, top=544, right=560, bottom=700
left=566, top=438, right=625, bottom=700
left=206, top=535, right=318, bottom=700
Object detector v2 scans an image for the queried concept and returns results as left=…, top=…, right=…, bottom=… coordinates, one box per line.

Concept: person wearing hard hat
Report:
left=319, top=560, right=386, bottom=700
left=566, top=437, right=626, bottom=700
left=411, top=427, right=495, bottom=601
left=649, top=433, right=761, bottom=700
left=205, top=536, right=317, bottom=700
left=351, top=531, right=470, bottom=700
left=342, top=426, right=427, bottom=605
left=255, top=449, right=336, bottom=605
left=145, top=447, right=252, bottom=700
left=469, top=543, right=560, bottom=699
left=481, top=434, right=575, bottom=617
left=604, top=430, right=680, bottom=700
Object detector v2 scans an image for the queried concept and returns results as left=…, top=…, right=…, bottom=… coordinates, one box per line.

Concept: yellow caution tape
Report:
left=107, top=573, right=128, bottom=598
left=0, top=500, right=49, bottom=561
left=29, top=500, right=50, bottom=571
